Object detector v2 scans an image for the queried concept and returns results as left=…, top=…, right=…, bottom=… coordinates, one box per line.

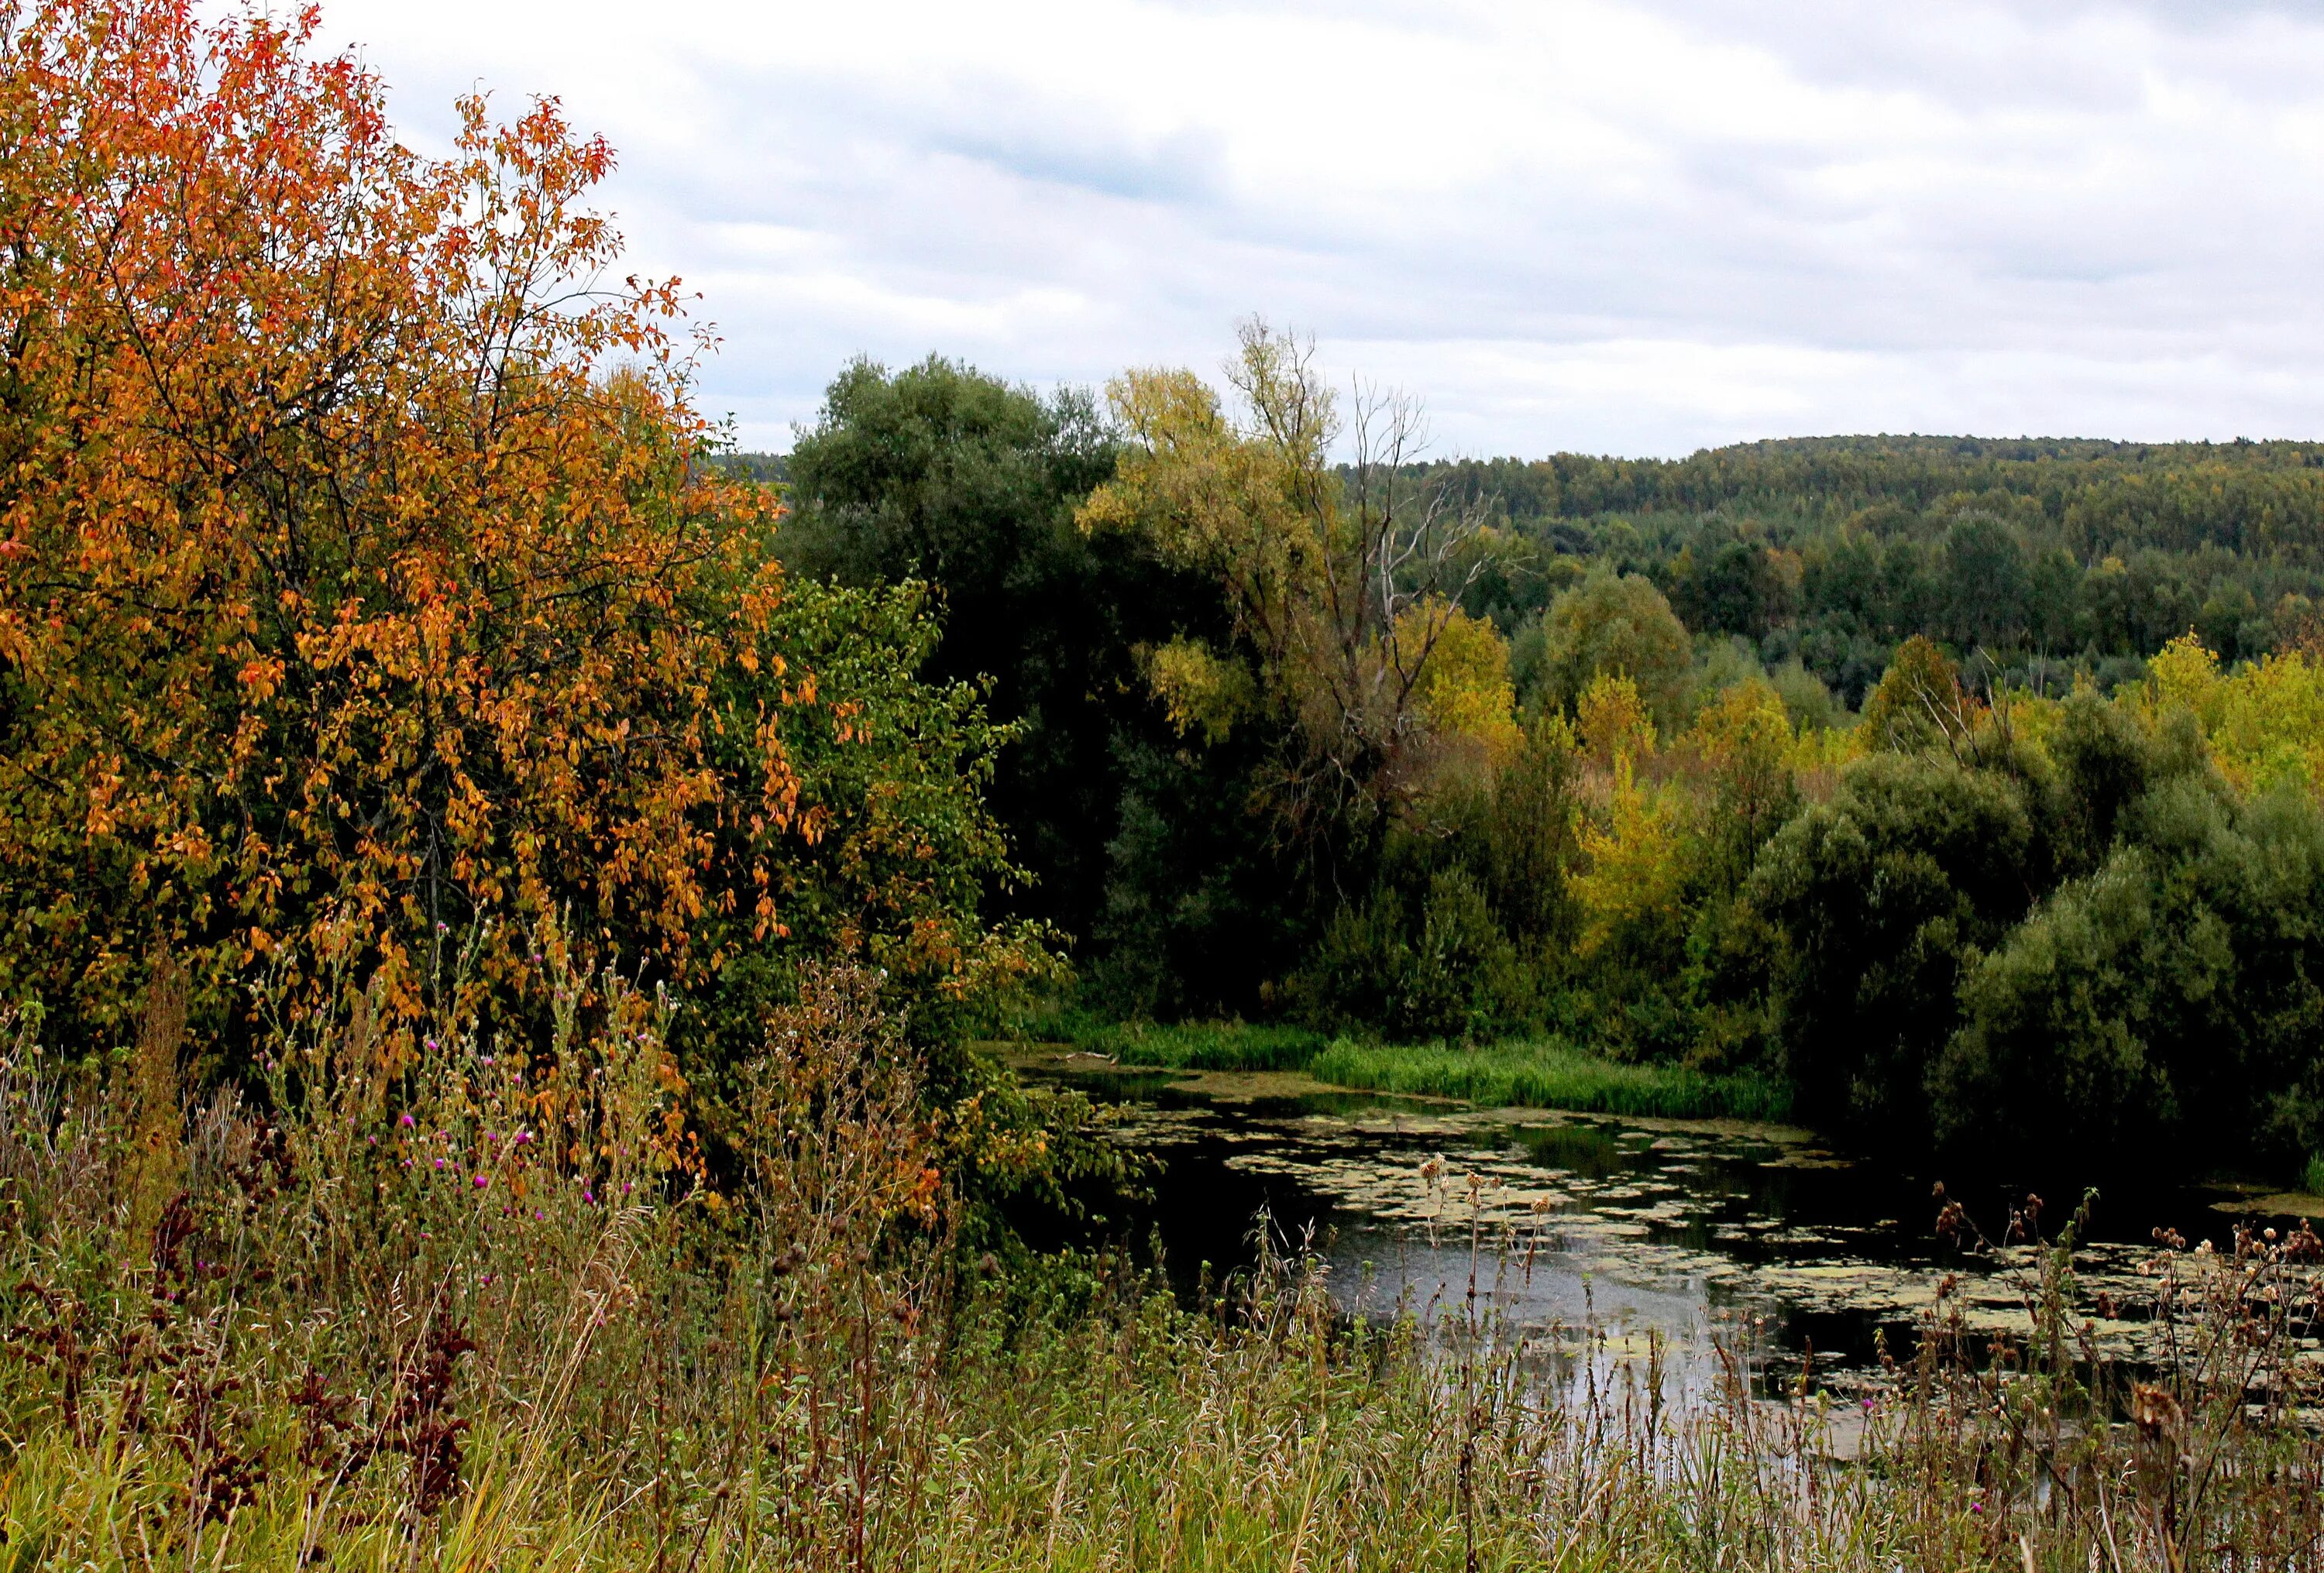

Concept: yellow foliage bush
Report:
left=1576, top=673, right=1657, bottom=768
left=1146, top=637, right=1257, bottom=745
left=2141, top=631, right=2324, bottom=795
left=1686, top=678, right=1791, bottom=771
left=1786, top=723, right=1867, bottom=778
left=1401, top=603, right=1520, bottom=757
left=1571, top=756, right=1691, bottom=959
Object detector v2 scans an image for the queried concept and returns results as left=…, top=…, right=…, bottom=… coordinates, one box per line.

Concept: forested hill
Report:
left=742, top=431, right=2324, bottom=553
left=1422, top=434, right=2324, bottom=551
left=1396, top=435, right=2324, bottom=708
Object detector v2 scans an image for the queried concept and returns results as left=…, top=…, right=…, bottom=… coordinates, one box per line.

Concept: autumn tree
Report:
left=1862, top=635, right=1976, bottom=754
left=1685, top=677, right=1800, bottom=887
left=1401, top=601, right=1519, bottom=763
left=0, top=0, right=1037, bottom=1067
left=1575, top=672, right=1657, bottom=771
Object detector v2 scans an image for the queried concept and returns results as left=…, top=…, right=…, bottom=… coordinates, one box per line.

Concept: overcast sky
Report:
left=311, top=0, right=2324, bottom=459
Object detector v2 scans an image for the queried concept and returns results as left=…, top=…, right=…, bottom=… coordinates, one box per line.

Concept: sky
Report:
left=309, top=0, right=2324, bottom=459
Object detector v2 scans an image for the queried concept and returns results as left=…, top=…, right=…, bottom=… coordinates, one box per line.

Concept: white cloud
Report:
left=310, top=0, right=2324, bottom=455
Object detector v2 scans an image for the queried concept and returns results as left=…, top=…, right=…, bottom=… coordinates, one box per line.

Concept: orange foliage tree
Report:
left=0, top=0, right=1035, bottom=1066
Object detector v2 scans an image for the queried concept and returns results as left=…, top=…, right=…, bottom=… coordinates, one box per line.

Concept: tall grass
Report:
left=5, top=978, right=2322, bottom=1568
left=1049, top=1013, right=1330, bottom=1072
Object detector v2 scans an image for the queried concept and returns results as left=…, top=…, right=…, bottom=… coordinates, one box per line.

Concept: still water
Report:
left=1012, top=1047, right=2324, bottom=1395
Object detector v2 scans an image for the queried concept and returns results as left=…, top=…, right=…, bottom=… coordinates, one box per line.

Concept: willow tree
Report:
left=1078, top=321, right=1498, bottom=844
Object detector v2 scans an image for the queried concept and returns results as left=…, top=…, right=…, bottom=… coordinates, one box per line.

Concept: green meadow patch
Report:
left=1043, top=1013, right=1791, bottom=1122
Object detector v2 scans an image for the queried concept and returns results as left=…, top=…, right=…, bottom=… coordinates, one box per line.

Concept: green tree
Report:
left=1937, top=780, right=2324, bottom=1173
left=691, top=577, right=1057, bottom=1039
left=2198, top=581, right=2262, bottom=661
left=2025, top=546, right=2083, bottom=652
left=782, top=355, right=1204, bottom=943
left=1293, top=716, right=1580, bottom=1039
left=1940, top=514, right=2030, bottom=648
left=1532, top=568, right=1692, bottom=724
left=1676, top=537, right=1784, bottom=641
left=1088, top=735, right=1300, bottom=1019
left=2045, top=686, right=2165, bottom=876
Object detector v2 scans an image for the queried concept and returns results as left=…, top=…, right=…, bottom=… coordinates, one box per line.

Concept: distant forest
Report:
left=1418, top=435, right=2324, bottom=703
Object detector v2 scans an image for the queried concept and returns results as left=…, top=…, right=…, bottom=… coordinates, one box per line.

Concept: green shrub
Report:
left=1745, top=752, right=2039, bottom=1139
left=1938, top=778, right=2324, bottom=1173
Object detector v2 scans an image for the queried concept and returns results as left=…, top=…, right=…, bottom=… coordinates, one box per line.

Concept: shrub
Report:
left=1940, top=779, right=2324, bottom=1173
left=1745, top=753, right=2035, bottom=1138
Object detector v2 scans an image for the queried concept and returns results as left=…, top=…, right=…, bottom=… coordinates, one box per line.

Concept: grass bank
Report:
left=1042, top=1012, right=1792, bottom=1122
left=1049, top=1013, right=1330, bottom=1072
left=1308, top=1037, right=1794, bottom=1122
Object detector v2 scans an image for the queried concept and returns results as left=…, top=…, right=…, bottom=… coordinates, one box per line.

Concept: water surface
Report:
left=1012, top=1047, right=2324, bottom=1396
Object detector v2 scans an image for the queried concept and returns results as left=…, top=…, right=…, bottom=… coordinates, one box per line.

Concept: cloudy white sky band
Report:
left=311, top=0, right=2324, bottom=457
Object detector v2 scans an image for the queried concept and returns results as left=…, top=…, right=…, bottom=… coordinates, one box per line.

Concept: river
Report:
left=1011, top=1046, right=2324, bottom=1398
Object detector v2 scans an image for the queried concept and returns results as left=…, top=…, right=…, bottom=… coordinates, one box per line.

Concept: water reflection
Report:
left=1011, top=1047, right=2324, bottom=1394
